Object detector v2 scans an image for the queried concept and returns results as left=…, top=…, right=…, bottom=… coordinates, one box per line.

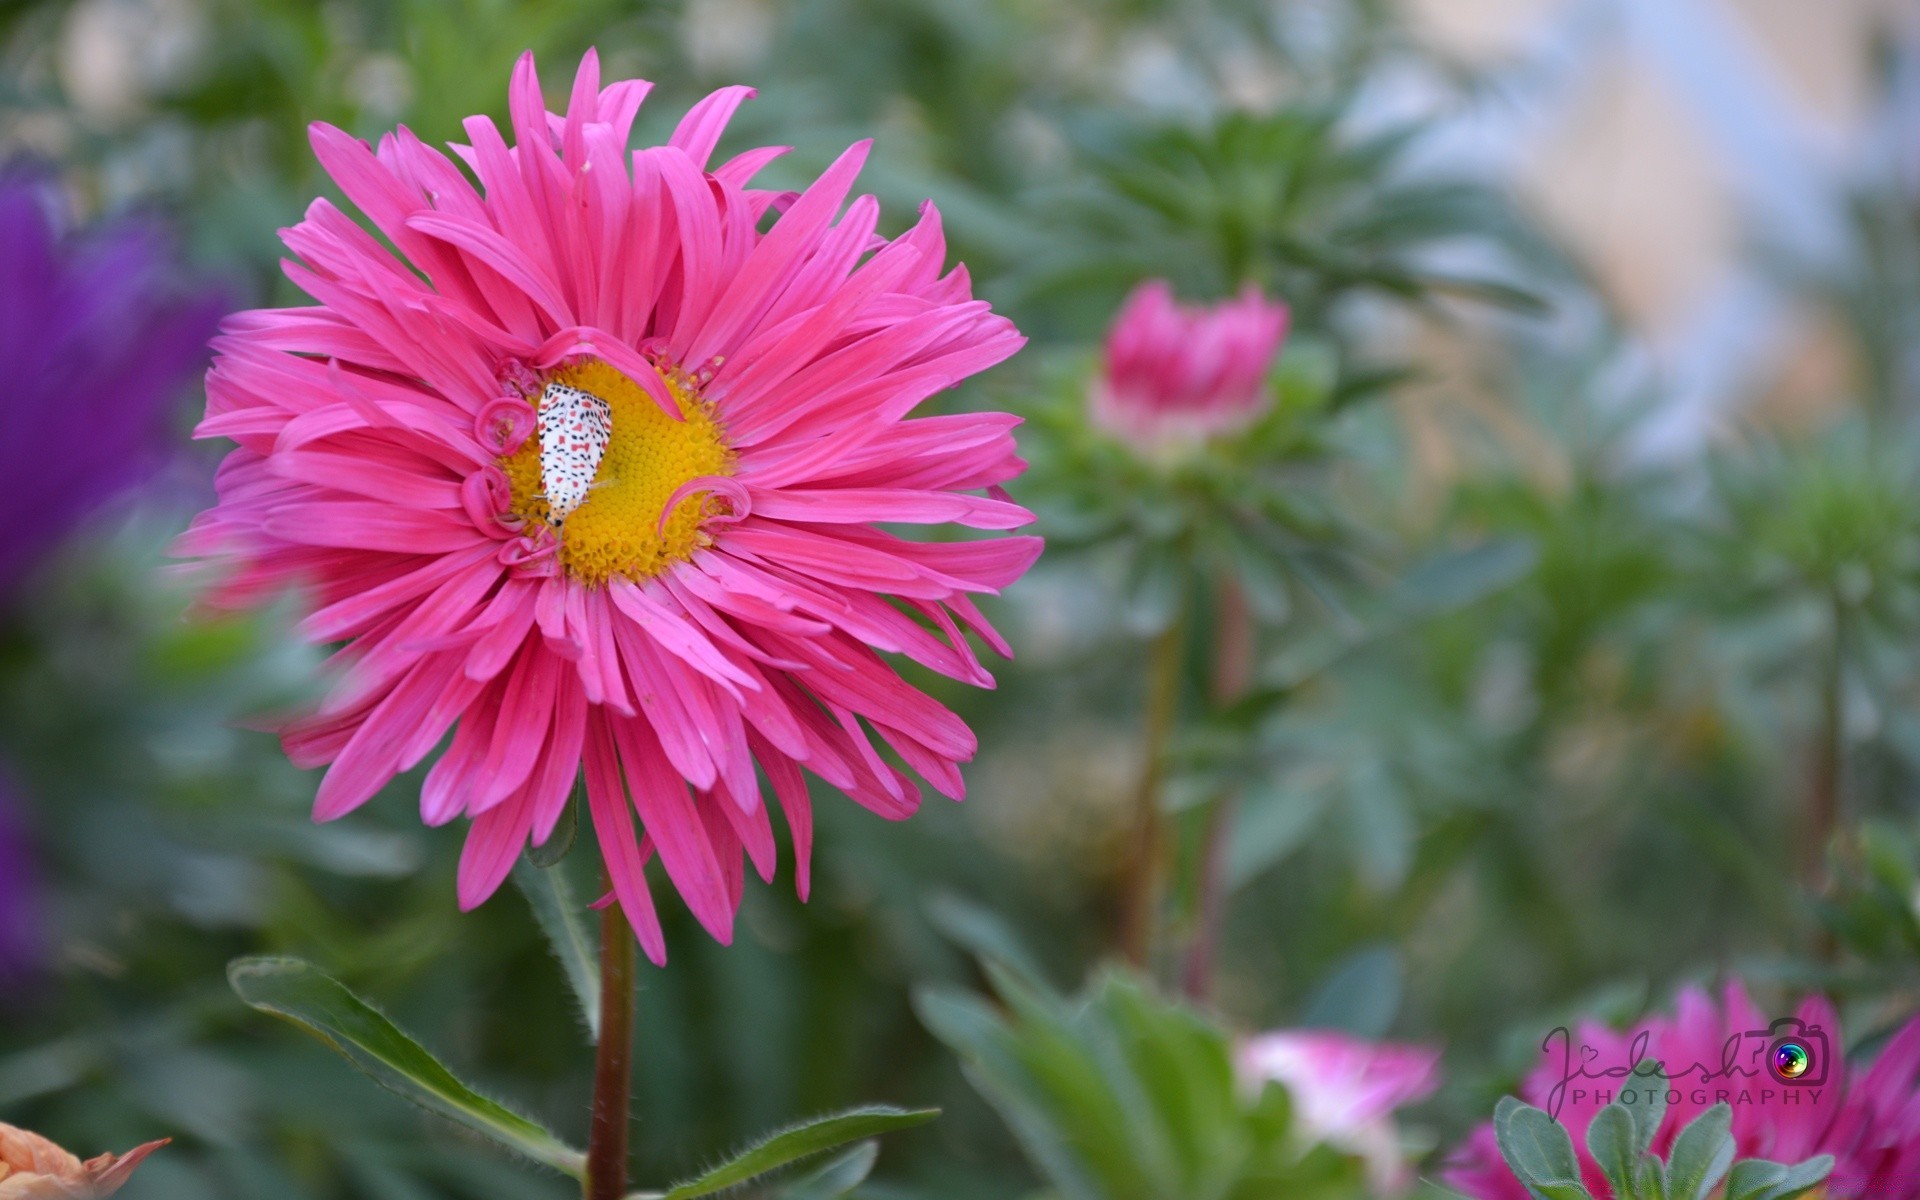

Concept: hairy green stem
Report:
left=586, top=894, right=636, bottom=1200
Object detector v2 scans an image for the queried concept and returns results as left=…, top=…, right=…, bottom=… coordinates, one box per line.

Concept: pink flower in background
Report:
left=0, top=1122, right=167, bottom=1197
left=182, top=50, right=1038, bottom=963
left=1091, top=280, right=1289, bottom=450
left=1238, top=1029, right=1440, bottom=1193
left=1442, top=982, right=1920, bottom=1200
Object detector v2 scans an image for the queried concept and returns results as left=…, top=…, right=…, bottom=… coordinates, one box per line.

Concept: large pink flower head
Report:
left=1091, top=280, right=1289, bottom=451
left=181, top=50, right=1040, bottom=963
left=1237, top=1029, right=1440, bottom=1194
left=1443, top=982, right=1920, bottom=1200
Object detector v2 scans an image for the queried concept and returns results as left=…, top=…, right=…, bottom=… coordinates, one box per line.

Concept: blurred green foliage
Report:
left=919, top=964, right=1369, bottom=1200
left=1, top=1, right=1918, bottom=1198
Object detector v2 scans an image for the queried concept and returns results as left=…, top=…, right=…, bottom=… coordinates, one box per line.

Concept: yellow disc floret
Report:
left=501, top=358, right=734, bottom=587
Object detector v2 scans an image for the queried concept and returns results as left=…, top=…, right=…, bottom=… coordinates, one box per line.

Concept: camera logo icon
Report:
left=1744, top=1017, right=1828, bottom=1086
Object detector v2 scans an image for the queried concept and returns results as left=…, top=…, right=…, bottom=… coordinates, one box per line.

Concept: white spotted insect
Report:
left=537, top=382, right=613, bottom=525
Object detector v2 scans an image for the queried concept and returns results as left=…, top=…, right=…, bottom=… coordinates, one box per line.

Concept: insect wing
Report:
left=538, top=383, right=612, bottom=522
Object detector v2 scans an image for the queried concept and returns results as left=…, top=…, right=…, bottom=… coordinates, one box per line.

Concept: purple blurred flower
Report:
left=0, top=172, right=223, bottom=990
left=0, top=172, right=224, bottom=596
left=1238, top=1028, right=1441, bottom=1193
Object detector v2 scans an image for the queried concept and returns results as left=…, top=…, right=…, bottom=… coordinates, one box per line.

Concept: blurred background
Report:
left=1, top=0, right=1919, bottom=1196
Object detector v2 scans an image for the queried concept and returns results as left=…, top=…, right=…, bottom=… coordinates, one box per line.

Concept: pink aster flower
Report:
left=1091, top=280, right=1289, bottom=450
left=1238, top=1029, right=1440, bottom=1193
left=1442, top=982, right=1920, bottom=1200
left=180, top=50, right=1039, bottom=964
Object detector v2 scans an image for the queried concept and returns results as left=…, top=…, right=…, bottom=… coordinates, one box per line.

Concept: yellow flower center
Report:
left=500, top=358, right=734, bottom=587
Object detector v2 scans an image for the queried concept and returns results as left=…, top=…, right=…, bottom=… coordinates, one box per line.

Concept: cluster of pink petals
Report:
left=1238, top=1028, right=1440, bottom=1194
left=1091, top=280, right=1290, bottom=450
left=1443, top=982, right=1920, bottom=1200
left=0, top=1122, right=167, bottom=1198
left=180, top=50, right=1040, bottom=963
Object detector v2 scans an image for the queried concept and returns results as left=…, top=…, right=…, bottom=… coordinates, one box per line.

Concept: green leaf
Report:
left=514, top=856, right=595, bottom=1036
left=1585, top=1105, right=1638, bottom=1200
left=773, top=1142, right=880, bottom=1199
left=1270, top=336, right=1340, bottom=415
left=1225, top=782, right=1326, bottom=887
left=1222, top=530, right=1293, bottom=624
left=914, top=987, right=1107, bottom=1200
left=1098, top=974, right=1239, bottom=1185
left=226, top=956, right=585, bottom=1178
left=925, top=891, right=1054, bottom=990
left=977, top=964, right=1165, bottom=1198
left=660, top=1107, right=938, bottom=1199
left=1494, top=1097, right=1590, bottom=1200
left=511, top=858, right=601, bottom=1040
left=525, top=778, right=580, bottom=868
left=1664, top=1104, right=1735, bottom=1200
left=1725, top=1155, right=1834, bottom=1200
left=1418, top=271, right=1551, bottom=315
left=1124, top=539, right=1187, bottom=635
left=1391, top=538, right=1539, bottom=618
left=1619, top=1073, right=1668, bottom=1155
left=1298, top=944, right=1401, bottom=1039
left=1633, top=1151, right=1667, bottom=1200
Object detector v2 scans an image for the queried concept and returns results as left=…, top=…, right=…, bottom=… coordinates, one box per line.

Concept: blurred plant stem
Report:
left=1806, top=593, right=1850, bottom=952
left=1120, top=615, right=1187, bottom=967
left=1183, top=577, right=1257, bottom=1001
left=587, top=892, right=636, bottom=1200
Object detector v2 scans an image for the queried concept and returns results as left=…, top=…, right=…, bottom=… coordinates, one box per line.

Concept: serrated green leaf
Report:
left=226, top=956, right=585, bottom=1178
left=1664, top=1104, right=1734, bottom=1200
left=1725, top=1155, right=1834, bottom=1200
left=660, top=1107, right=938, bottom=1199
left=511, top=858, right=600, bottom=1040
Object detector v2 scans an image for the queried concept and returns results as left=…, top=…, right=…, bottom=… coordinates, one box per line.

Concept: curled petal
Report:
left=461, top=466, right=521, bottom=538
left=531, top=326, right=682, bottom=419
left=658, top=474, right=751, bottom=537
left=474, top=396, right=536, bottom=455
left=497, top=533, right=558, bottom=575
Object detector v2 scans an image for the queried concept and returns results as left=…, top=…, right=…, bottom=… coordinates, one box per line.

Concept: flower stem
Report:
left=1182, top=577, right=1256, bottom=1001
left=1120, top=617, right=1185, bottom=968
left=585, top=894, right=635, bottom=1200
left=1806, top=593, right=1849, bottom=956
